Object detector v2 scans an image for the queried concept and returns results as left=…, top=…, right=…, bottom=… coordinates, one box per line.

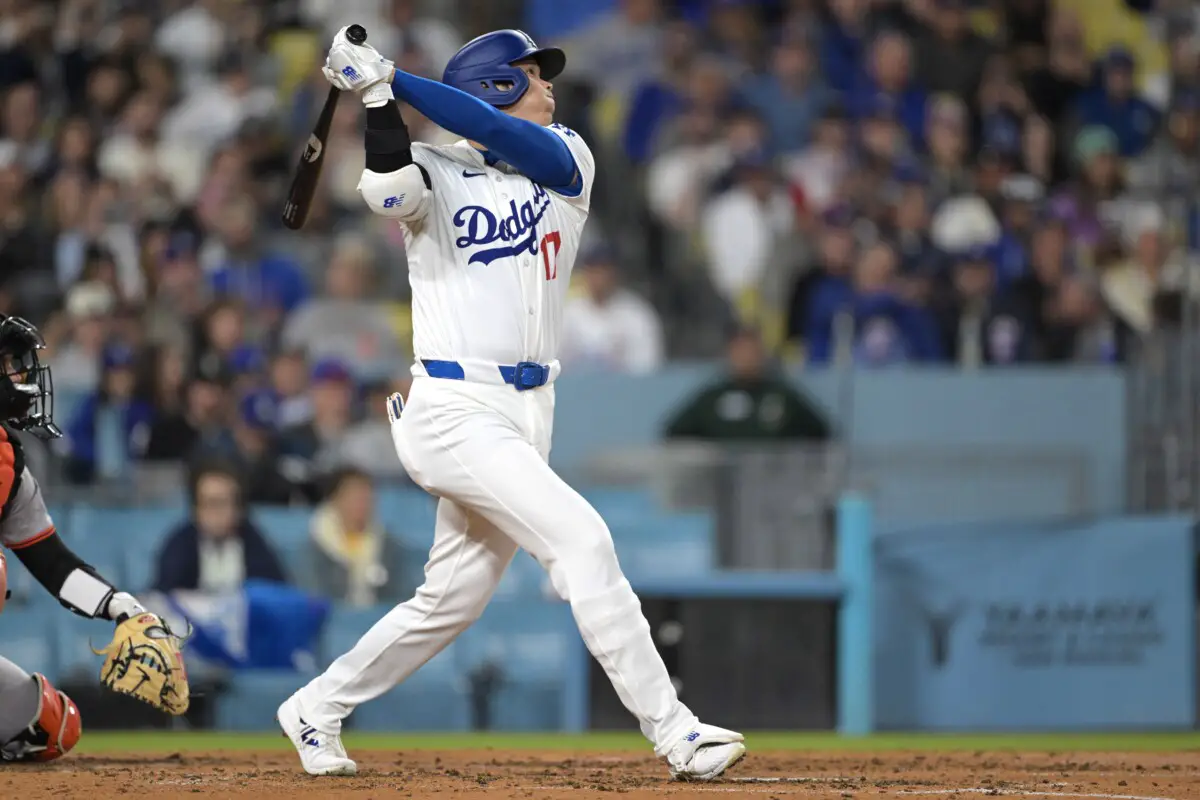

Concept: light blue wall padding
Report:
left=836, top=492, right=874, bottom=735
left=213, top=671, right=317, bottom=731
left=2, top=606, right=57, bottom=677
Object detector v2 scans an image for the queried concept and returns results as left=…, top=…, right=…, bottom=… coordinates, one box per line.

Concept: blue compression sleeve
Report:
left=390, top=70, right=579, bottom=191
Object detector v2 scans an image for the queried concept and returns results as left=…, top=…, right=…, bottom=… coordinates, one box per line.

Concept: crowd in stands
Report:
left=0, top=0, right=1196, bottom=510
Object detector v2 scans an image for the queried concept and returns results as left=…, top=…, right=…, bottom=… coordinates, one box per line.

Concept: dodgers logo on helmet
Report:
left=453, top=182, right=551, bottom=266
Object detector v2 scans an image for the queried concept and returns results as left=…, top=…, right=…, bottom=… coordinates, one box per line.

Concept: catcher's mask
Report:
left=0, top=316, right=61, bottom=439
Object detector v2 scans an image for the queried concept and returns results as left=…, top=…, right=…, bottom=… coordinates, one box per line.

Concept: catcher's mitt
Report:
left=91, top=612, right=190, bottom=715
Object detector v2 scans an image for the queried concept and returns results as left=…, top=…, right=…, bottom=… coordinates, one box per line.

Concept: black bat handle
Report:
left=346, top=24, right=367, bottom=45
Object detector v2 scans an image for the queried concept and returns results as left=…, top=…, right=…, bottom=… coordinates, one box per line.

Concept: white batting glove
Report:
left=322, top=26, right=395, bottom=108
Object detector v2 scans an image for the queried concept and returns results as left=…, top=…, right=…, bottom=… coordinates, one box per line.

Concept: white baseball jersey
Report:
left=401, top=124, right=595, bottom=369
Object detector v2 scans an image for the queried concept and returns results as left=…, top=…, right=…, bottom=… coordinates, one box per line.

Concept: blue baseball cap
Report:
left=1104, top=46, right=1135, bottom=71
left=238, top=389, right=278, bottom=431
left=102, top=342, right=137, bottom=370
left=311, top=357, right=352, bottom=384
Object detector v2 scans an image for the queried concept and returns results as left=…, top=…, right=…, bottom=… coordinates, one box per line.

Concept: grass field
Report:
left=74, top=729, right=1200, bottom=754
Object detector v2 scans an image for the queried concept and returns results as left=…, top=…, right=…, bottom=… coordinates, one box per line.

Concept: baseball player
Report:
left=0, top=315, right=189, bottom=763
left=277, top=28, right=746, bottom=782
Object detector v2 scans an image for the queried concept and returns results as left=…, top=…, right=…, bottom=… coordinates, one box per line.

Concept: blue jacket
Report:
left=152, top=519, right=288, bottom=594
left=806, top=279, right=943, bottom=365
left=66, top=392, right=155, bottom=465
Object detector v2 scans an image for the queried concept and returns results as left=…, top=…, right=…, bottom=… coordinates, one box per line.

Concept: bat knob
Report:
left=346, top=24, right=367, bottom=45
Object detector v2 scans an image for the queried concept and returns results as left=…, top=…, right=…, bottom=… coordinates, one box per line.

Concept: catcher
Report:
left=0, top=314, right=189, bottom=763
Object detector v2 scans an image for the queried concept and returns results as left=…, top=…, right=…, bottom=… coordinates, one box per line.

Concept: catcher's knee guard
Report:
left=1, top=673, right=82, bottom=762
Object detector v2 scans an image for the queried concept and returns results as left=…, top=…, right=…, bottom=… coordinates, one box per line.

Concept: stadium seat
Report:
left=67, top=506, right=184, bottom=592
left=346, top=645, right=470, bottom=732
left=213, top=670, right=316, bottom=731
left=375, top=487, right=438, bottom=550
left=580, top=486, right=658, bottom=526
left=456, top=599, right=578, bottom=731
left=250, top=506, right=311, bottom=582
left=67, top=532, right=128, bottom=592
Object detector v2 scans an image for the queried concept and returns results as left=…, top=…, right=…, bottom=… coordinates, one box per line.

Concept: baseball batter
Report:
left=0, top=315, right=189, bottom=763
left=277, top=28, right=746, bottom=782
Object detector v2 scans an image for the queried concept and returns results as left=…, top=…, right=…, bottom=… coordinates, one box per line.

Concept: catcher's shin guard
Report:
left=0, top=673, right=81, bottom=762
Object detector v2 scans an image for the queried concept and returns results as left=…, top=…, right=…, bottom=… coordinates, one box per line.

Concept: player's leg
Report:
left=0, top=657, right=81, bottom=762
left=280, top=496, right=517, bottom=774
left=395, top=386, right=743, bottom=779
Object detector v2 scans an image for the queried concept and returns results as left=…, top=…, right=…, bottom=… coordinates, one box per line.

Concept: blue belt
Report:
left=421, top=359, right=550, bottom=391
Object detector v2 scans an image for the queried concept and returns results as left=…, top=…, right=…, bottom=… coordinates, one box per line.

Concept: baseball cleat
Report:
left=665, top=723, right=746, bottom=781
left=277, top=695, right=357, bottom=776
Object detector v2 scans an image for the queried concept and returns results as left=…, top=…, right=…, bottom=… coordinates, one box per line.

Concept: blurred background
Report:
left=1, top=0, right=1199, bottom=735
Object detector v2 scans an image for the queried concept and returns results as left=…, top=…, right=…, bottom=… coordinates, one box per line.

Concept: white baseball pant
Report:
left=291, top=375, right=699, bottom=753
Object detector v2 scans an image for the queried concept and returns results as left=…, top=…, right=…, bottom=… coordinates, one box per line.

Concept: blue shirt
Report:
left=1073, top=89, right=1160, bottom=157
left=739, top=76, right=835, bottom=154
left=209, top=254, right=309, bottom=314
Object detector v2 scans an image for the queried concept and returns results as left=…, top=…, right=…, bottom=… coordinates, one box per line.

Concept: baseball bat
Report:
left=281, top=23, right=368, bottom=231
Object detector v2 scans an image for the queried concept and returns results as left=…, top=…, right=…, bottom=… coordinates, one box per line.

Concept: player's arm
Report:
left=387, top=69, right=581, bottom=194
left=3, top=468, right=145, bottom=621
left=356, top=97, right=434, bottom=224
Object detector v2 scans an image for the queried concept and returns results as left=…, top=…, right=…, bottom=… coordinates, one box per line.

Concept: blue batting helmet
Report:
left=442, top=29, right=566, bottom=108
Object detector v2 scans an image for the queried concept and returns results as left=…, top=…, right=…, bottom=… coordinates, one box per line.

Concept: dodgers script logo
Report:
left=453, top=183, right=551, bottom=266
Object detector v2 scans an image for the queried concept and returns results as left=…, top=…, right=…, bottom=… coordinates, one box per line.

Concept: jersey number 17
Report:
left=540, top=231, right=561, bottom=281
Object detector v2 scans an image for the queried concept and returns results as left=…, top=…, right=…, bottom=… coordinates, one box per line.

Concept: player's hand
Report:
left=91, top=612, right=191, bottom=715
left=323, top=26, right=395, bottom=107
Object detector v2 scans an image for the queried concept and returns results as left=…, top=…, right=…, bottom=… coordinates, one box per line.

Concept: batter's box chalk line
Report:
left=897, top=789, right=1179, bottom=800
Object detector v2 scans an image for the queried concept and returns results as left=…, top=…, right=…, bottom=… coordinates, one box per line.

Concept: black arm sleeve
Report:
left=11, top=531, right=116, bottom=618
left=365, top=103, right=414, bottom=173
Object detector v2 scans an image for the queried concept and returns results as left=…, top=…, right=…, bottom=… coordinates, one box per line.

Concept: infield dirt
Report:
left=3, top=749, right=1199, bottom=799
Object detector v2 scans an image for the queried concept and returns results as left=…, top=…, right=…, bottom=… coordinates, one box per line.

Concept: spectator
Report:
left=913, top=0, right=992, bottom=101
left=786, top=204, right=859, bottom=348
left=1050, top=125, right=1141, bottom=256
left=1020, top=7, right=1090, bottom=126
left=848, top=31, right=928, bottom=148
left=933, top=245, right=1034, bottom=366
left=227, top=389, right=298, bottom=506
left=300, top=467, right=409, bottom=606
left=191, top=298, right=249, bottom=380
left=1127, top=88, right=1200, bottom=199
left=277, top=358, right=356, bottom=503
left=664, top=327, right=832, bottom=441
left=621, top=20, right=700, bottom=164
left=700, top=147, right=797, bottom=306
left=0, top=81, right=50, bottom=175
left=152, top=461, right=288, bottom=595
left=52, top=281, right=116, bottom=393
left=340, top=379, right=412, bottom=483
left=63, top=343, right=154, bottom=484
left=989, top=173, right=1046, bottom=284
left=160, top=51, right=276, bottom=158
left=144, top=362, right=234, bottom=463
left=281, top=233, right=403, bottom=381
left=207, top=193, right=309, bottom=333
left=782, top=101, right=853, bottom=216
left=921, top=95, right=972, bottom=206
left=806, top=241, right=943, bottom=365
left=559, top=0, right=666, bottom=98
left=1071, top=47, right=1160, bottom=158
left=561, top=245, right=665, bottom=374
left=270, top=349, right=313, bottom=429
left=740, top=34, right=834, bottom=155
left=1101, top=222, right=1190, bottom=337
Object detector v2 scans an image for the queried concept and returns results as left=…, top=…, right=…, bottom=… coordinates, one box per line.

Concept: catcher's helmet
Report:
left=442, top=29, right=565, bottom=108
left=0, top=315, right=61, bottom=439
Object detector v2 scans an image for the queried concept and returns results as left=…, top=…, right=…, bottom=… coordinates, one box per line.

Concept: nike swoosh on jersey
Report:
left=462, top=170, right=486, bottom=178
